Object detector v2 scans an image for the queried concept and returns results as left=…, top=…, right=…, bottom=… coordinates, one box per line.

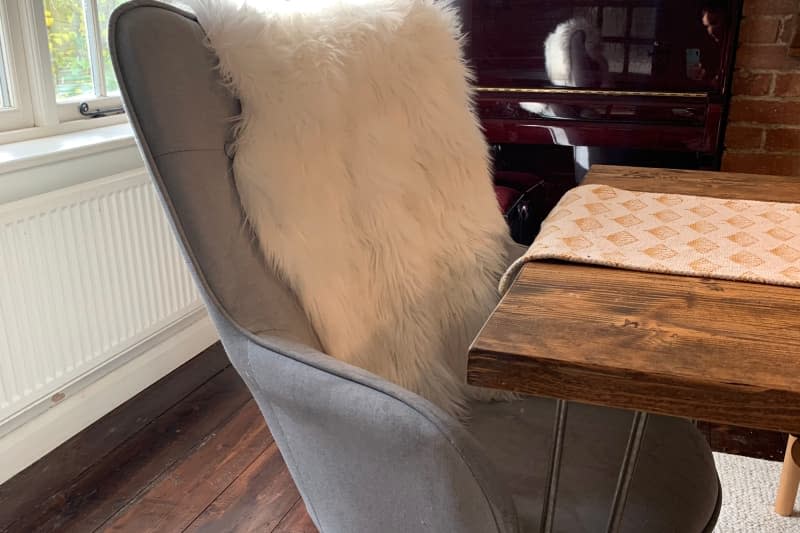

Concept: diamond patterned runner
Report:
left=500, top=184, right=800, bottom=293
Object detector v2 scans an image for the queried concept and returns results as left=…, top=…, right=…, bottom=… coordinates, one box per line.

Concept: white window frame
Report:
left=0, top=0, right=126, bottom=144
left=0, top=1, right=35, bottom=132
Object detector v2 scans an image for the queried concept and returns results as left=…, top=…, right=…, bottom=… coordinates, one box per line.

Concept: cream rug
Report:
left=714, top=452, right=800, bottom=532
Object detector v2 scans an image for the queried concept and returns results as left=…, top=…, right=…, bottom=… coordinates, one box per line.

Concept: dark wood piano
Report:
left=458, top=0, right=742, bottom=243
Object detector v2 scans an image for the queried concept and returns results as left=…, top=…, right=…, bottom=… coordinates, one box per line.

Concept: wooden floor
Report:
left=0, top=344, right=317, bottom=533
left=0, top=342, right=787, bottom=532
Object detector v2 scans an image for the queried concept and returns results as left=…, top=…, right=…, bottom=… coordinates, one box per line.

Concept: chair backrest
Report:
left=110, top=2, right=519, bottom=531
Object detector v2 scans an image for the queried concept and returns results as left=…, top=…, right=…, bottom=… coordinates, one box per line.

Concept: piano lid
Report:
left=459, top=0, right=737, bottom=97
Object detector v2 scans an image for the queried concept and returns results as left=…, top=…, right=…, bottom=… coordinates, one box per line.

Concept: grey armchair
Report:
left=109, top=2, right=721, bottom=531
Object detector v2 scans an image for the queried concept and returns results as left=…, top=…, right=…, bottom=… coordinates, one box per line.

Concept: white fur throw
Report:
left=190, top=0, right=514, bottom=418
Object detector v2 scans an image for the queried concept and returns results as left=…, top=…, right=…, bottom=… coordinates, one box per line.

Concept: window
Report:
left=44, top=0, right=126, bottom=104
left=0, top=2, right=34, bottom=132
left=0, top=0, right=128, bottom=139
left=599, top=5, right=658, bottom=76
left=0, top=32, right=13, bottom=108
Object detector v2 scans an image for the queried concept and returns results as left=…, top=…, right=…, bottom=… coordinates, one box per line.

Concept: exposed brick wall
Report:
left=722, top=0, right=800, bottom=176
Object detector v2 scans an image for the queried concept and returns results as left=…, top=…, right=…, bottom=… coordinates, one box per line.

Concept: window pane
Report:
left=629, top=45, right=653, bottom=75
left=631, top=7, right=657, bottom=39
left=97, top=0, right=127, bottom=93
left=0, top=30, right=12, bottom=109
left=604, top=42, right=625, bottom=73
left=602, top=7, right=627, bottom=38
left=44, top=0, right=94, bottom=99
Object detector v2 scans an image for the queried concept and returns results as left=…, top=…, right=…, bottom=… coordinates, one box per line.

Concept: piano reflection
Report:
left=457, top=0, right=741, bottom=242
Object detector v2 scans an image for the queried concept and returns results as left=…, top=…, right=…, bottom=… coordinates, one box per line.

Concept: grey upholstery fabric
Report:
left=110, top=2, right=721, bottom=531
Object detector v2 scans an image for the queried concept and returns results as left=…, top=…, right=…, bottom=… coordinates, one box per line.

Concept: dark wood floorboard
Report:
left=273, top=499, right=318, bottom=533
left=0, top=341, right=787, bottom=533
left=100, top=401, right=273, bottom=532
left=25, top=366, right=252, bottom=533
left=185, top=444, right=302, bottom=532
left=0, top=344, right=230, bottom=532
left=0, top=342, right=316, bottom=533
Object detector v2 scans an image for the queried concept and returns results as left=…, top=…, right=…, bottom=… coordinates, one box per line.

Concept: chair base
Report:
left=467, top=397, right=721, bottom=533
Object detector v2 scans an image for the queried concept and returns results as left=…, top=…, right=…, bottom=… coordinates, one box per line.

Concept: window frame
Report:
left=597, top=3, right=659, bottom=77
left=0, top=0, right=126, bottom=142
left=0, top=1, right=36, bottom=132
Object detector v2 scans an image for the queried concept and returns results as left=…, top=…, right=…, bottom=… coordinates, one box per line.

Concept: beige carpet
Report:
left=714, top=452, right=800, bottom=532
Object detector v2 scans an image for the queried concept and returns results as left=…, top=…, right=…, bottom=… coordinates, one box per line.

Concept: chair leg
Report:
left=775, top=435, right=800, bottom=516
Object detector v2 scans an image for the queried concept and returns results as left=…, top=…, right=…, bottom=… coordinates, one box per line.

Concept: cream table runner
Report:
left=500, top=184, right=800, bottom=293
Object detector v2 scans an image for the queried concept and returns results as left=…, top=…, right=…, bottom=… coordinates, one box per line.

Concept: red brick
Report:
left=722, top=152, right=800, bottom=176
left=740, top=17, right=782, bottom=43
left=766, top=128, right=800, bottom=150
left=780, top=15, right=797, bottom=43
left=729, top=98, right=800, bottom=124
left=733, top=71, right=773, bottom=96
left=736, top=44, right=800, bottom=70
left=725, top=125, right=765, bottom=149
left=774, top=72, right=800, bottom=96
left=743, top=0, right=799, bottom=16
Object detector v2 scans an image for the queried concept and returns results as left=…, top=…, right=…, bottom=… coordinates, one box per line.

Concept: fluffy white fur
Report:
left=189, top=0, right=514, bottom=418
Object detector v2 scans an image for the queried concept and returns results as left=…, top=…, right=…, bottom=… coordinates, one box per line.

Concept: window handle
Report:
left=79, top=102, right=124, bottom=118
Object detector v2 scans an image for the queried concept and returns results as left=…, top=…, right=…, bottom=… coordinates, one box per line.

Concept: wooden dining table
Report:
left=468, top=164, right=800, bottom=531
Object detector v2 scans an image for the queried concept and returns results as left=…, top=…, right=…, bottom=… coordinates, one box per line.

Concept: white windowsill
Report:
left=0, top=121, right=137, bottom=175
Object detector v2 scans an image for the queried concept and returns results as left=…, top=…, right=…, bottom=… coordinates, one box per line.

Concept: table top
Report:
left=468, top=165, right=800, bottom=434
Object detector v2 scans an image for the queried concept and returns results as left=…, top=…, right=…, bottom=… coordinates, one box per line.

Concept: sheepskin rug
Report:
left=190, top=0, right=515, bottom=418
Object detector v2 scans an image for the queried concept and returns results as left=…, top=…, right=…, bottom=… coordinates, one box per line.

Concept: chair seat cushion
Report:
left=468, top=397, right=720, bottom=533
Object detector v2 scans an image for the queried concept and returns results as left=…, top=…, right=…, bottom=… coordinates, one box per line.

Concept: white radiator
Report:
left=0, top=169, right=207, bottom=434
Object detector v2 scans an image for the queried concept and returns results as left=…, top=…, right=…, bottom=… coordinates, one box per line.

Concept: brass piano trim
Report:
left=475, top=87, right=708, bottom=98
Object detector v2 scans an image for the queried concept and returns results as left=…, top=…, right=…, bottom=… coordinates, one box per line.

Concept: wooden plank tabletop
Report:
left=468, top=165, right=800, bottom=434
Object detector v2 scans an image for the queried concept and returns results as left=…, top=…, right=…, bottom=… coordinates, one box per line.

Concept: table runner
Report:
left=500, top=184, right=800, bottom=293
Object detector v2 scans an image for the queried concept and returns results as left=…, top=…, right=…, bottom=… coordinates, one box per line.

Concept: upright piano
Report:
left=457, top=0, right=742, bottom=242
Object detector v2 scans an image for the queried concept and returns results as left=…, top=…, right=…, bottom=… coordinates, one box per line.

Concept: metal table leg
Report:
left=606, top=411, right=649, bottom=533
left=540, top=399, right=569, bottom=533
